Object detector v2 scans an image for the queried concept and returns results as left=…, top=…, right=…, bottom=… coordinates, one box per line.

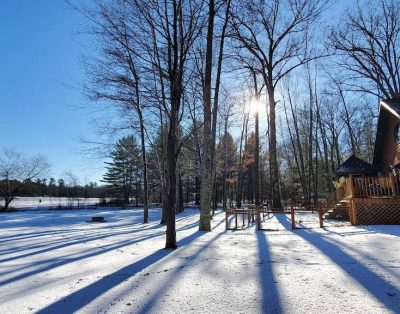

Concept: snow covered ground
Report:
left=0, top=208, right=399, bottom=314
left=5, top=197, right=100, bottom=210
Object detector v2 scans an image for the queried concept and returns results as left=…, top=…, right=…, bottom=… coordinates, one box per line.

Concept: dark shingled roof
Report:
left=335, top=155, right=375, bottom=176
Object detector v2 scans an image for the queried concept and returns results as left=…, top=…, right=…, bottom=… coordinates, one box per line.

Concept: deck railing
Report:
left=330, top=174, right=400, bottom=202
left=320, top=174, right=400, bottom=216
left=351, top=175, right=400, bottom=197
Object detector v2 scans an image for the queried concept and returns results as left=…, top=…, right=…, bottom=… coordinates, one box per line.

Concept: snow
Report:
left=5, top=197, right=100, bottom=210
left=0, top=208, right=399, bottom=314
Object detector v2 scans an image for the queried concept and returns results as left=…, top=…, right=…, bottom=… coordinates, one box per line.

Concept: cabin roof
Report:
left=335, top=154, right=374, bottom=176
left=381, top=98, right=400, bottom=119
left=373, top=98, right=400, bottom=167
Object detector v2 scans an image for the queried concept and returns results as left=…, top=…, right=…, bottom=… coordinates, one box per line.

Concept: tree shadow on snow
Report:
left=36, top=230, right=207, bottom=314
left=275, top=214, right=400, bottom=312
left=256, top=231, right=283, bottom=313
left=0, top=219, right=200, bottom=286
left=135, top=231, right=224, bottom=313
left=0, top=210, right=200, bottom=264
left=357, top=225, right=400, bottom=238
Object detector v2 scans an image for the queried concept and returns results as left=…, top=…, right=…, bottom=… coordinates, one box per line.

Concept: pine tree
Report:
left=102, top=136, right=141, bottom=204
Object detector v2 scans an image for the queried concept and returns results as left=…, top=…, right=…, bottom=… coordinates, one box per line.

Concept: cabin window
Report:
left=395, top=123, right=400, bottom=141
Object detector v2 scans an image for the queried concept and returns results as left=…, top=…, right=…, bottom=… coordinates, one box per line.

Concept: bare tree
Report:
left=229, top=0, right=328, bottom=208
left=329, top=0, right=400, bottom=98
left=0, top=149, right=50, bottom=211
left=199, top=0, right=216, bottom=231
left=75, top=0, right=151, bottom=222
left=136, top=0, right=206, bottom=248
left=65, top=171, right=81, bottom=208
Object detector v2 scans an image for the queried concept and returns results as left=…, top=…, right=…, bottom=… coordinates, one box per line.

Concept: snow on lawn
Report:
left=0, top=208, right=399, bottom=314
left=5, top=196, right=100, bottom=210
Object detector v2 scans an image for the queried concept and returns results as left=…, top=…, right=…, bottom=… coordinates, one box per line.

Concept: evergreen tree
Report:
left=102, top=136, right=141, bottom=204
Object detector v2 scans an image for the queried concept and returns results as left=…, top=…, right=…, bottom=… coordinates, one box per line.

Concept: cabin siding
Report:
left=381, top=112, right=400, bottom=173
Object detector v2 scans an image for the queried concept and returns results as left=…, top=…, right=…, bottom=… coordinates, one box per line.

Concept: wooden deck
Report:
left=320, top=174, right=400, bottom=225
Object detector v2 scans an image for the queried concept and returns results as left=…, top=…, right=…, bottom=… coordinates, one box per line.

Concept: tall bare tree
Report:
left=329, top=0, right=400, bottom=98
left=77, top=1, right=151, bottom=222
left=136, top=0, right=205, bottom=247
left=229, top=0, right=328, bottom=208
left=199, top=0, right=216, bottom=231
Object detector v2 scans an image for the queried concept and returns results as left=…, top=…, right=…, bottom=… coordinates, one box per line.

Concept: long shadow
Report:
left=357, top=225, right=400, bottom=238
left=0, top=219, right=201, bottom=284
left=0, top=210, right=200, bottom=262
left=0, top=208, right=198, bottom=244
left=36, top=230, right=205, bottom=314
left=275, top=213, right=292, bottom=230
left=138, top=230, right=224, bottom=312
left=256, top=231, right=283, bottom=313
left=276, top=215, right=400, bottom=312
left=0, top=224, right=160, bottom=264
left=0, top=220, right=166, bottom=259
left=0, top=231, right=164, bottom=287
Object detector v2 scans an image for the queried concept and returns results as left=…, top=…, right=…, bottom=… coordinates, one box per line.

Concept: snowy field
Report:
left=0, top=208, right=399, bottom=314
left=5, top=197, right=100, bottom=210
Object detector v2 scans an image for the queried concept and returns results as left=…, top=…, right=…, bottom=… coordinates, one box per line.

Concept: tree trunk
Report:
left=267, top=82, right=281, bottom=209
left=195, top=175, right=200, bottom=205
left=178, top=171, right=184, bottom=213
left=138, top=111, right=149, bottom=223
left=255, top=112, right=260, bottom=207
left=2, top=197, right=13, bottom=212
left=210, top=0, right=231, bottom=215
left=307, top=76, right=314, bottom=204
left=236, top=111, right=248, bottom=208
left=165, top=116, right=177, bottom=249
left=199, top=0, right=215, bottom=232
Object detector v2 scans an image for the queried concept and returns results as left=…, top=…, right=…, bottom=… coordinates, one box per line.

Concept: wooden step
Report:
left=324, top=204, right=350, bottom=220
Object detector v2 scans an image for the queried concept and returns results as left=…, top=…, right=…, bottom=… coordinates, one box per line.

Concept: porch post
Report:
left=390, top=173, right=398, bottom=196
left=348, top=175, right=355, bottom=198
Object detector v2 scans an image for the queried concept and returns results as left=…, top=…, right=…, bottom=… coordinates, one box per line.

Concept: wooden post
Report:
left=291, top=204, right=295, bottom=230
left=390, top=174, right=397, bottom=196
left=349, top=199, right=357, bottom=225
left=319, top=204, right=323, bottom=228
left=235, top=213, right=237, bottom=229
left=348, top=175, right=354, bottom=198
left=225, top=209, right=228, bottom=230
left=257, top=208, right=261, bottom=230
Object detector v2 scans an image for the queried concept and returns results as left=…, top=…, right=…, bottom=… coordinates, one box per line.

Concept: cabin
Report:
left=324, top=98, right=400, bottom=225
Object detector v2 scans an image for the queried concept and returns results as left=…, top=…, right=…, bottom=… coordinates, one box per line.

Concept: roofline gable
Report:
left=381, top=100, right=400, bottom=119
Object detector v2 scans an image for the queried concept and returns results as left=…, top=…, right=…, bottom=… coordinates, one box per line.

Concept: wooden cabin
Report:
left=373, top=98, right=400, bottom=173
left=325, top=98, right=400, bottom=225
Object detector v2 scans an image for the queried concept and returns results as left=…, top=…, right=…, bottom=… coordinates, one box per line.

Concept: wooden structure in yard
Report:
left=320, top=98, right=400, bottom=225
left=225, top=207, right=256, bottom=230
left=225, top=205, right=291, bottom=231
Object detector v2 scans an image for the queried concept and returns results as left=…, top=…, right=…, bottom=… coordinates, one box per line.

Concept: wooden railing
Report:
left=323, top=179, right=350, bottom=212
left=320, top=174, right=400, bottom=216
left=351, top=175, right=400, bottom=197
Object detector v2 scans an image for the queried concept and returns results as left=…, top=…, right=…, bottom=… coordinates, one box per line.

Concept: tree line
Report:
left=0, top=149, right=108, bottom=211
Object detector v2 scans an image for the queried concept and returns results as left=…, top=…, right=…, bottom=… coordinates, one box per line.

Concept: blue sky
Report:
left=0, top=0, right=103, bottom=183
left=0, top=0, right=354, bottom=184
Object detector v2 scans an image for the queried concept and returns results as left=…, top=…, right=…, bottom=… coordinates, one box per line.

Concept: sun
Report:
left=248, top=96, right=263, bottom=116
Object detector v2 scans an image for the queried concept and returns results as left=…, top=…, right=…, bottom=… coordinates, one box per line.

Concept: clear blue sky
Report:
left=0, top=0, right=353, bottom=184
left=0, top=0, right=103, bottom=183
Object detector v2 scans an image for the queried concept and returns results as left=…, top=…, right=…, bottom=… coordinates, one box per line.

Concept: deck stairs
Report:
left=319, top=181, right=351, bottom=221
left=323, top=200, right=350, bottom=220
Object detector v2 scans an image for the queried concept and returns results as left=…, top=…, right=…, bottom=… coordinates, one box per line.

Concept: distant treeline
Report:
left=0, top=178, right=108, bottom=198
